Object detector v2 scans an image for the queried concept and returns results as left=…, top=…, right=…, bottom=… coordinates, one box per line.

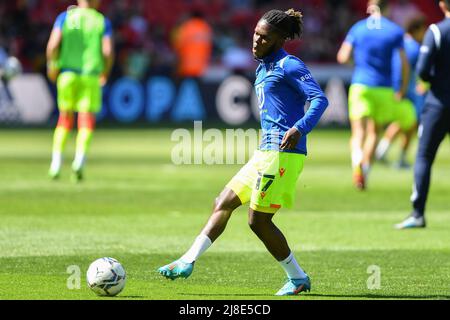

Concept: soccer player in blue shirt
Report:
left=396, top=0, right=450, bottom=229
left=376, top=16, right=428, bottom=168
left=337, top=0, right=410, bottom=190
left=158, top=9, right=329, bottom=296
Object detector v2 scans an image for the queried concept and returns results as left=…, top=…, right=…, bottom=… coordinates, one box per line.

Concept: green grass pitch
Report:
left=0, top=128, right=449, bottom=300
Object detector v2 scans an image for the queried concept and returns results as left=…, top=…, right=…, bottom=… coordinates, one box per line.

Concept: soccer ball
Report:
left=86, top=257, right=126, bottom=296
left=1, top=56, right=22, bottom=81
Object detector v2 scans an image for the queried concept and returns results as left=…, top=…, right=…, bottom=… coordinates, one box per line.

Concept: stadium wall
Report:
left=0, top=65, right=352, bottom=128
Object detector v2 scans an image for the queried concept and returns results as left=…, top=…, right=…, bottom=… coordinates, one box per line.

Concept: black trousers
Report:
left=412, top=103, right=450, bottom=217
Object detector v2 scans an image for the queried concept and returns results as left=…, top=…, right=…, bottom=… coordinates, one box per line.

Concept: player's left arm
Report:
left=397, top=48, right=410, bottom=100
left=281, top=59, right=329, bottom=150
left=100, top=18, right=114, bottom=86
left=395, top=30, right=410, bottom=100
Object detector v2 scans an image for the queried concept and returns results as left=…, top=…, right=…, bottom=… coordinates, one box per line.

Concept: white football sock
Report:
left=180, top=234, right=212, bottom=263
left=50, top=151, right=62, bottom=173
left=375, top=138, right=390, bottom=160
left=351, top=148, right=363, bottom=168
left=72, top=153, right=86, bottom=171
left=279, top=252, right=307, bottom=280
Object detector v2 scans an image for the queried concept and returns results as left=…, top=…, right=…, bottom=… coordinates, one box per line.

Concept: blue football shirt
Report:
left=345, top=17, right=405, bottom=87
left=392, top=35, right=421, bottom=102
left=255, top=49, right=329, bottom=155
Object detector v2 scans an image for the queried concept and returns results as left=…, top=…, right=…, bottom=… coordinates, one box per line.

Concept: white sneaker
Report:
left=395, top=216, right=426, bottom=230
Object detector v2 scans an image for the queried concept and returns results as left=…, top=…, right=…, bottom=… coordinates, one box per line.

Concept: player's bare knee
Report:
left=213, top=197, right=233, bottom=215
left=248, top=216, right=266, bottom=234
left=248, top=218, right=258, bottom=232
left=213, top=190, right=240, bottom=214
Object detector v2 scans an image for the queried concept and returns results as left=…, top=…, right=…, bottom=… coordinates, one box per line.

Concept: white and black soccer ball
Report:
left=87, top=257, right=126, bottom=297
left=1, top=56, right=22, bottom=81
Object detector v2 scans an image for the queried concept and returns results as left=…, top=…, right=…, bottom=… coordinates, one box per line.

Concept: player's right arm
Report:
left=337, top=42, right=353, bottom=65
left=46, top=12, right=66, bottom=83
left=337, top=24, right=356, bottom=65
left=46, top=29, right=62, bottom=83
left=100, top=18, right=114, bottom=86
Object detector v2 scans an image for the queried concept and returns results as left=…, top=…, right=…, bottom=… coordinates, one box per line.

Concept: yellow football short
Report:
left=226, top=150, right=305, bottom=214
left=348, top=84, right=396, bottom=125
left=57, top=71, right=102, bottom=114
left=392, top=98, right=417, bottom=131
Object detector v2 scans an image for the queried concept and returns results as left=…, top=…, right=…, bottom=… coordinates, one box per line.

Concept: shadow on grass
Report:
left=2, top=251, right=449, bottom=300
left=179, top=292, right=450, bottom=300
left=305, top=293, right=450, bottom=300
left=178, top=293, right=275, bottom=298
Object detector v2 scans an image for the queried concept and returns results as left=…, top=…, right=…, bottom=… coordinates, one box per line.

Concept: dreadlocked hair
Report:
left=261, top=9, right=304, bottom=40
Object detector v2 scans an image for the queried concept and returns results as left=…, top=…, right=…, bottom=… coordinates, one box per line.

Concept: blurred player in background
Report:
left=337, top=0, right=410, bottom=190
left=158, top=9, right=328, bottom=296
left=376, top=15, right=428, bottom=169
left=172, top=10, right=212, bottom=79
left=0, top=45, right=8, bottom=76
left=396, top=0, right=450, bottom=229
left=47, top=0, right=114, bottom=182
